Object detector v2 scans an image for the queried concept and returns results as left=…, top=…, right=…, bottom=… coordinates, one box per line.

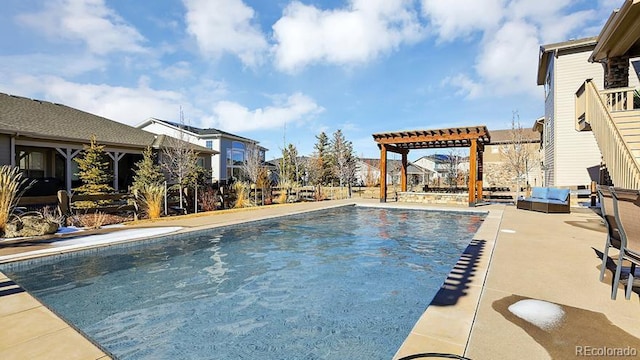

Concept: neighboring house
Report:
left=414, top=154, right=469, bottom=186
left=573, top=0, right=640, bottom=189
left=355, top=158, right=434, bottom=188
left=0, top=93, right=214, bottom=194
left=537, top=35, right=640, bottom=188
left=484, top=126, right=543, bottom=188
left=137, top=118, right=267, bottom=183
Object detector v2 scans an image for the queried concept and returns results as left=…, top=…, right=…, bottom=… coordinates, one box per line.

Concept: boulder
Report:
left=3, top=213, right=59, bottom=238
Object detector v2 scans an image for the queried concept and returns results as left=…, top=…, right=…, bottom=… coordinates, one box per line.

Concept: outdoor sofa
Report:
left=516, top=187, right=570, bottom=213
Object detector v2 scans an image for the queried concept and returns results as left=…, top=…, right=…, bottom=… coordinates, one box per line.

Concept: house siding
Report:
left=553, top=48, right=603, bottom=187
left=0, top=134, right=11, bottom=166
left=544, top=56, right=556, bottom=186
left=219, top=138, right=235, bottom=180
left=210, top=138, right=222, bottom=181
left=142, top=122, right=201, bottom=144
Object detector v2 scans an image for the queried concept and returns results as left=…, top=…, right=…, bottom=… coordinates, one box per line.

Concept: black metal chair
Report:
left=596, top=185, right=622, bottom=282
left=610, top=187, right=640, bottom=300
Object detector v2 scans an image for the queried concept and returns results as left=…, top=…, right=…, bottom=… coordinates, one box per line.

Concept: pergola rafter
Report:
left=372, top=125, right=491, bottom=206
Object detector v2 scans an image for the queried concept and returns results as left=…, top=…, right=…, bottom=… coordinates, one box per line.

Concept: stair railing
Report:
left=578, top=79, right=640, bottom=189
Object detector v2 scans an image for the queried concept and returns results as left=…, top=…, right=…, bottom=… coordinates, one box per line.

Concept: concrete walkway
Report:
left=1, top=199, right=638, bottom=359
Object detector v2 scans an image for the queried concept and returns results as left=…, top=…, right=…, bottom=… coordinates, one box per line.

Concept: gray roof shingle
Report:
left=0, top=93, right=215, bottom=153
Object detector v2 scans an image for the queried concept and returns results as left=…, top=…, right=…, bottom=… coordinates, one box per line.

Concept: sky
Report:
left=0, top=0, right=621, bottom=160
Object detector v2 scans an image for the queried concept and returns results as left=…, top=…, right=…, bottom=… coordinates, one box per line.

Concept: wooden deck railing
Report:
left=576, top=79, right=640, bottom=189
left=600, top=86, right=636, bottom=112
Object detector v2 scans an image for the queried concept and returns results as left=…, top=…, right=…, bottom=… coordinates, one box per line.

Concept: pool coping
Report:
left=391, top=204, right=503, bottom=359
left=0, top=200, right=499, bottom=359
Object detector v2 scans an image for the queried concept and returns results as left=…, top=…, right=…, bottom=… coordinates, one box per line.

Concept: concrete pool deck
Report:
left=1, top=199, right=639, bottom=359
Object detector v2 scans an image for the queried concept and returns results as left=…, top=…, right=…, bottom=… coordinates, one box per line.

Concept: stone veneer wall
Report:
left=482, top=162, right=516, bottom=188
left=397, top=192, right=468, bottom=205
left=604, top=56, right=629, bottom=89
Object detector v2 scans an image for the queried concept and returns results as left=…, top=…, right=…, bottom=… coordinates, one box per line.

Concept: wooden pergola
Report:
left=372, top=126, right=491, bottom=206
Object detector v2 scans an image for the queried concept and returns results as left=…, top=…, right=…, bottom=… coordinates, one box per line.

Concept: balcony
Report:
left=576, top=82, right=640, bottom=131
left=574, top=79, right=640, bottom=189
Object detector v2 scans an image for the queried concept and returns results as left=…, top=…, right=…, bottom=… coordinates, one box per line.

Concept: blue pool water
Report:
left=2, top=206, right=484, bottom=359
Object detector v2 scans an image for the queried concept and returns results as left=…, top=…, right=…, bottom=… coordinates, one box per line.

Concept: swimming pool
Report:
left=1, top=206, right=484, bottom=359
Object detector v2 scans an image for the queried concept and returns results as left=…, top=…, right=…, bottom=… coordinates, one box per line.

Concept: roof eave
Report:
left=590, top=0, right=640, bottom=62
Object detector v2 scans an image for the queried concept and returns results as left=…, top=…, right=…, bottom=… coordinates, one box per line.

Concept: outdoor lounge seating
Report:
left=516, top=187, right=570, bottom=213
left=596, top=186, right=622, bottom=282
left=610, top=187, right=640, bottom=300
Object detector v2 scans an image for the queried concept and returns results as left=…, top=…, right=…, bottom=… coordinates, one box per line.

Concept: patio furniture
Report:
left=610, top=187, right=640, bottom=300
left=596, top=185, right=621, bottom=281
left=516, top=187, right=570, bottom=213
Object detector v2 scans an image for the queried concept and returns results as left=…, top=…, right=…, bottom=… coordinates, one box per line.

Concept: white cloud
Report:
left=421, top=0, right=506, bottom=41
left=272, top=0, right=424, bottom=72
left=159, top=61, right=193, bottom=80
left=538, top=10, right=596, bottom=44
left=442, top=73, right=483, bottom=98
left=474, top=21, right=541, bottom=95
left=426, top=0, right=599, bottom=98
left=16, top=0, right=146, bottom=55
left=6, top=75, right=185, bottom=126
left=183, top=0, right=268, bottom=67
left=206, top=93, right=324, bottom=132
left=0, top=53, right=107, bottom=78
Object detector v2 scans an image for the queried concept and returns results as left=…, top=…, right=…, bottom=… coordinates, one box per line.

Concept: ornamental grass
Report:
left=0, top=166, right=31, bottom=236
left=135, top=184, right=165, bottom=220
left=233, top=181, right=253, bottom=208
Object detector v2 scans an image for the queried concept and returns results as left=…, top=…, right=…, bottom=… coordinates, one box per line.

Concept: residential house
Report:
left=483, top=126, right=543, bottom=188
left=0, top=93, right=214, bottom=194
left=413, top=154, right=470, bottom=187
left=137, top=118, right=267, bottom=184
left=537, top=37, right=605, bottom=187
left=573, top=0, right=640, bottom=189
left=537, top=28, right=640, bottom=188
left=355, top=158, right=434, bottom=189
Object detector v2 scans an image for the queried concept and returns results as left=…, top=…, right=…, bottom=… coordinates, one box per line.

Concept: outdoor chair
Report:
left=610, top=187, right=640, bottom=300
left=596, top=185, right=621, bottom=281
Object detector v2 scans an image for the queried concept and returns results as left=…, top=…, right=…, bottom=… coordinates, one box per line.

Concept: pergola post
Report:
left=468, top=139, right=478, bottom=206
left=401, top=152, right=408, bottom=192
left=380, top=144, right=387, bottom=202
left=477, top=145, right=484, bottom=202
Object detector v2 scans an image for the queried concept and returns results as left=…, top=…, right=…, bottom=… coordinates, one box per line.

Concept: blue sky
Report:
left=0, top=0, right=620, bottom=160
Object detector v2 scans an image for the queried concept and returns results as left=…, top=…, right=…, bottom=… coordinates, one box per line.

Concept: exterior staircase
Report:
left=575, top=79, right=640, bottom=189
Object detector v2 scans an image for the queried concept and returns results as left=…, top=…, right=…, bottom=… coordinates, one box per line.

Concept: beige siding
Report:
left=553, top=50, right=603, bottom=187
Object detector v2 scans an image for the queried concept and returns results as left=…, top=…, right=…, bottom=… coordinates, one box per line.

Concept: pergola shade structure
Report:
left=372, top=126, right=491, bottom=206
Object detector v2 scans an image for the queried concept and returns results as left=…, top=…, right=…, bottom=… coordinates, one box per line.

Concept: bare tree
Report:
left=445, top=149, right=462, bottom=188
left=501, top=111, right=537, bottom=200
left=242, top=143, right=263, bottom=204
left=161, top=109, right=201, bottom=210
left=306, top=152, right=325, bottom=200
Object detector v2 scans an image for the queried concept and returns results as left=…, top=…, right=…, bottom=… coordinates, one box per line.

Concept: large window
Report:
left=226, top=141, right=246, bottom=180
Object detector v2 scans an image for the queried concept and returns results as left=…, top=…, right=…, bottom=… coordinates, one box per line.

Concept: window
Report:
left=224, top=141, right=247, bottom=180
left=205, top=140, right=213, bottom=149
left=545, top=69, right=552, bottom=99
left=18, top=149, right=45, bottom=178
